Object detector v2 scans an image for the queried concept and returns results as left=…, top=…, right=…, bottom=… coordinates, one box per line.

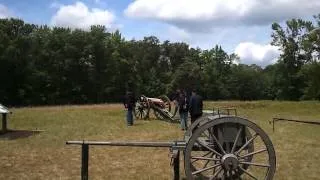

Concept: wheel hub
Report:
left=221, top=154, right=239, bottom=170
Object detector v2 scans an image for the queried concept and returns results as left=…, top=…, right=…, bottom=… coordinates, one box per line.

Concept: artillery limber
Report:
left=134, top=95, right=176, bottom=121
left=67, top=109, right=276, bottom=180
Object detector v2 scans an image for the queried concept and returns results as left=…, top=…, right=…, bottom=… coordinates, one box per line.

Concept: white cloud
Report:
left=235, top=42, right=280, bottom=66
left=167, top=26, right=191, bottom=42
left=51, top=1, right=116, bottom=30
left=0, top=4, right=13, bottom=19
left=125, top=0, right=320, bottom=32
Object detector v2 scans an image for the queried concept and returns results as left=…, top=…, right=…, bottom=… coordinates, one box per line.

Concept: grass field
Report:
left=0, top=101, right=319, bottom=180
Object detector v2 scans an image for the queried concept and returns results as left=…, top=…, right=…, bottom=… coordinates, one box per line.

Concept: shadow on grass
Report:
left=156, top=116, right=181, bottom=124
left=161, top=119, right=180, bottom=124
left=0, top=129, right=44, bottom=140
left=137, top=117, right=181, bottom=124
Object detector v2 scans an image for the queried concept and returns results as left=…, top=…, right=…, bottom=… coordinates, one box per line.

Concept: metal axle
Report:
left=66, top=140, right=186, bottom=148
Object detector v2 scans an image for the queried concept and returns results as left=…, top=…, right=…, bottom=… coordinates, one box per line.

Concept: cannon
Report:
left=67, top=109, right=276, bottom=180
left=133, top=95, right=176, bottom=121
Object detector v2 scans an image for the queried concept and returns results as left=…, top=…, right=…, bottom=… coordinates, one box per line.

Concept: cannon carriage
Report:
left=133, top=95, right=176, bottom=121
left=67, top=108, right=276, bottom=180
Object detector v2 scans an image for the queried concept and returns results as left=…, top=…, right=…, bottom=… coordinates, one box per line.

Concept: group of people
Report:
left=123, top=89, right=203, bottom=129
left=173, top=89, right=203, bottom=130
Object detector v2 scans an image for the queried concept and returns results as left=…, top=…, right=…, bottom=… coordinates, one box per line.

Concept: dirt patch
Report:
left=0, top=130, right=43, bottom=140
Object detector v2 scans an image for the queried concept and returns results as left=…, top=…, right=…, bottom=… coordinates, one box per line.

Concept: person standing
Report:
left=123, top=90, right=136, bottom=126
left=172, top=89, right=181, bottom=117
left=178, top=90, right=189, bottom=131
left=189, top=89, right=203, bottom=126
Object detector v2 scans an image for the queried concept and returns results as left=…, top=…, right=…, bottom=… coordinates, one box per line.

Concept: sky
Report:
left=0, top=0, right=320, bottom=67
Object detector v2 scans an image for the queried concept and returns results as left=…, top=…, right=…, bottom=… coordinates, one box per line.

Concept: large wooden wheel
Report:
left=185, top=115, right=214, bottom=137
left=185, top=115, right=254, bottom=178
left=133, top=95, right=150, bottom=120
left=184, top=116, right=276, bottom=180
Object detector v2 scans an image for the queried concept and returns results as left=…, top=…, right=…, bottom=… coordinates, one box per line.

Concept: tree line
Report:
left=0, top=15, right=320, bottom=106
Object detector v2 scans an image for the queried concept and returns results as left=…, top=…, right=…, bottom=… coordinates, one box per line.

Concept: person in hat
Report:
left=123, top=90, right=136, bottom=126
left=178, top=90, right=189, bottom=130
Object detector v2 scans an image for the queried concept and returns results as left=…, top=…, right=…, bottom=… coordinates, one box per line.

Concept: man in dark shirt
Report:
left=123, top=90, right=136, bottom=126
left=189, top=89, right=203, bottom=125
left=178, top=90, right=189, bottom=130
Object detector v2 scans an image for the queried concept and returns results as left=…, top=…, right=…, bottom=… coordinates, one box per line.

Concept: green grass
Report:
left=0, top=101, right=319, bottom=180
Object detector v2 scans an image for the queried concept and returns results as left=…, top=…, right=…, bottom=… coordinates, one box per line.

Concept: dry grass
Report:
left=0, top=101, right=319, bottom=180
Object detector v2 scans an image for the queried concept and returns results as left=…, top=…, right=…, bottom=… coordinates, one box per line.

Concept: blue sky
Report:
left=0, top=0, right=319, bottom=66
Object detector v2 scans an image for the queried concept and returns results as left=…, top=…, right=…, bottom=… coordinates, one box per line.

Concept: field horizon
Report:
left=1, top=101, right=319, bottom=179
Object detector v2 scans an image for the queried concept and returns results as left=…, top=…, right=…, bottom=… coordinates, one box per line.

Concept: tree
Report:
left=2, top=16, right=320, bottom=106
left=271, top=19, right=314, bottom=100
left=300, top=62, right=320, bottom=100
left=170, top=61, right=203, bottom=94
left=227, top=64, right=265, bottom=100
